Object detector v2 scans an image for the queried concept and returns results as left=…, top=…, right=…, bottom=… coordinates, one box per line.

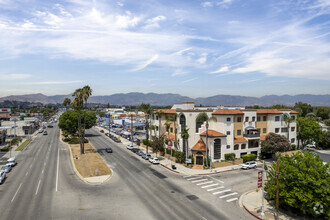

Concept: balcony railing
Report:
left=243, top=133, right=260, bottom=138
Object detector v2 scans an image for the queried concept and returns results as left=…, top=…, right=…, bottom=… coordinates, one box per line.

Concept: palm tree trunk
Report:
left=82, top=102, right=87, bottom=153
left=78, top=110, right=84, bottom=154
left=206, top=124, right=208, bottom=168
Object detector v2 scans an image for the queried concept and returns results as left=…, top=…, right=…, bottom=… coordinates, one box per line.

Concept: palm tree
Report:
left=167, top=113, right=178, bottom=150
left=81, top=85, right=92, bottom=153
left=284, top=115, right=294, bottom=143
left=180, top=127, right=190, bottom=162
left=150, top=125, right=157, bottom=138
left=72, top=88, right=84, bottom=154
left=138, top=103, right=153, bottom=153
left=196, top=112, right=217, bottom=168
left=62, top=98, right=71, bottom=111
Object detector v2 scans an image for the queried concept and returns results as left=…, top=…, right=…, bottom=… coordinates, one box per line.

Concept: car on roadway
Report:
left=142, top=154, right=151, bottom=160
left=127, top=145, right=134, bottom=150
left=0, top=171, right=6, bottom=184
left=241, top=161, right=257, bottom=169
left=1, top=165, right=12, bottom=173
left=43, top=131, right=48, bottom=135
left=131, top=148, right=139, bottom=153
left=38, top=128, right=43, bottom=133
left=47, top=124, right=53, bottom=128
left=6, top=157, right=17, bottom=167
left=105, top=147, right=113, bottom=153
left=136, top=150, right=143, bottom=156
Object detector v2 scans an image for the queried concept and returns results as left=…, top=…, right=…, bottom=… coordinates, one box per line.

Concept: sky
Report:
left=0, top=0, right=329, bottom=98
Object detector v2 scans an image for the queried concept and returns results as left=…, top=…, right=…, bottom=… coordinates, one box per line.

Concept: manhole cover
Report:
left=186, top=195, right=199, bottom=201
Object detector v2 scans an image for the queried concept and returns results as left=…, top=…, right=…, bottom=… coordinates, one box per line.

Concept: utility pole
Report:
left=276, top=159, right=280, bottom=220
left=261, top=160, right=265, bottom=219
left=108, top=113, right=111, bottom=138
left=131, top=113, right=134, bottom=147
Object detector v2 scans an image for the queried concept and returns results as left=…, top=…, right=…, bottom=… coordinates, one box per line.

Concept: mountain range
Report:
left=0, top=93, right=329, bottom=107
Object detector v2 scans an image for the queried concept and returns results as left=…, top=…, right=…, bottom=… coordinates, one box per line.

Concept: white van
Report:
left=6, top=157, right=17, bottom=167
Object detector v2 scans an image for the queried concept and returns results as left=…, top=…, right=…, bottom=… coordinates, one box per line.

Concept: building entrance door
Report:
left=196, top=156, right=203, bottom=165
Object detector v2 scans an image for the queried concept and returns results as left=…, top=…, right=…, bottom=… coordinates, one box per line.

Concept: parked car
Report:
left=0, top=171, right=6, bottom=184
left=151, top=157, right=159, bottom=165
left=6, top=157, right=17, bottom=167
left=241, top=161, right=257, bottom=169
left=47, top=124, right=53, bottom=128
left=1, top=165, right=12, bottom=173
left=131, top=148, right=139, bottom=153
left=105, top=147, right=113, bottom=153
left=127, top=145, right=134, bottom=150
left=136, top=150, right=143, bottom=156
left=144, top=154, right=151, bottom=160
left=38, top=128, right=43, bottom=133
left=43, top=131, right=48, bottom=135
left=100, top=130, right=104, bottom=133
left=306, top=141, right=316, bottom=148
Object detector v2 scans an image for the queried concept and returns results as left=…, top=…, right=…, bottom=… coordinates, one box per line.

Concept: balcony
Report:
left=243, top=129, right=260, bottom=138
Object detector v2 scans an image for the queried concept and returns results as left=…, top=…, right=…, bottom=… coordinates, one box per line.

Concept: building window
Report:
left=237, top=117, right=242, bottom=122
left=240, top=152, right=247, bottom=157
left=234, top=144, right=239, bottom=150
left=245, top=117, right=249, bottom=122
left=291, top=127, right=295, bottom=132
left=257, top=116, right=261, bottom=122
left=257, top=128, right=261, bottom=134
left=291, top=138, right=295, bottom=143
left=156, top=115, right=159, bottom=120
left=214, top=139, right=221, bottom=159
left=275, top=128, right=280, bottom=133
left=227, top=117, right=231, bottom=122
left=263, top=116, right=267, bottom=121
left=156, top=126, right=158, bottom=131
left=241, top=144, right=246, bottom=149
left=252, top=116, right=255, bottom=121
left=237, top=129, right=241, bottom=135
left=275, top=116, right=280, bottom=121
left=170, top=128, right=173, bottom=133
left=251, top=151, right=258, bottom=156
left=180, top=115, right=186, bottom=127
left=196, top=121, right=203, bottom=133
left=281, top=128, right=288, bottom=132
left=226, top=145, right=230, bottom=149
left=226, top=131, right=230, bottom=135
left=291, top=116, right=295, bottom=120
left=263, top=128, right=267, bottom=133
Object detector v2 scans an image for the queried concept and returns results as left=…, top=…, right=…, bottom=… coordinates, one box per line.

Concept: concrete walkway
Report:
left=240, top=189, right=293, bottom=220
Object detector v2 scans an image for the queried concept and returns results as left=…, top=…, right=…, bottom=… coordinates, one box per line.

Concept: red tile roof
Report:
left=155, top=109, right=177, bottom=114
left=200, top=129, right=226, bottom=137
left=260, top=134, right=267, bottom=141
left=212, top=109, right=244, bottom=115
left=256, top=109, right=282, bottom=114
left=191, top=138, right=206, bottom=151
left=164, top=132, right=176, bottom=141
left=234, top=137, right=248, bottom=143
left=290, top=110, right=299, bottom=114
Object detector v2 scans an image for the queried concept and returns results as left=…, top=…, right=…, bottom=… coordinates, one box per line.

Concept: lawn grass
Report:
left=15, top=139, right=31, bottom=151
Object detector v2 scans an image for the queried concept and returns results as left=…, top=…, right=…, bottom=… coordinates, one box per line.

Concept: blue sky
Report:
left=0, top=0, right=329, bottom=98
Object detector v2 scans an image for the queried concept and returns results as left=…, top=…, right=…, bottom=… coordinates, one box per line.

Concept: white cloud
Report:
left=216, top=0, right=234, bottom=7
left=1, top=74, right=32, bottom=80
left=117, top=1, right=124, bottom=7
left=26, top=80, right=82, bottom=85
left=144, top=15, right=166, bottom=29
left=197, top=53, right=208, bottom=64
left=131, top=54, right=159, bottom=71
left=171, top=69, right=189, bottom=77
left=201, top=2, right=213, bottom=7
left=210, top=66, right=229, bottom=74
left=182, top=77, right=198, bottom=84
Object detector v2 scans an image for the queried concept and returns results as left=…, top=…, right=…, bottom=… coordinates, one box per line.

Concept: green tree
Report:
left=294, top=102, right=313, bottom=118
left=284, top=115, right=294, bottom=142
left=59, top=110, right=96, bottom=136
left=166, top=113, right=178, bottom=149
left=271, top=104, right=289, bottom=109
left=324, top=119, right=330, bottom=126
left=62, top=98, right=71, bottom=110
left=155, top=111, right=164, bottom=137
left=316, top=130, right=330, bottom=149
left=196, top=112, right=217, bottom=168
left=297, top=117, right=322, bottom=148
left=72, top=88, right=84, bottom=154
left=138, top=103, right=153, bottom=153
left=261, top=133, right=291, bottom=158
left=151, top=135, right=165, bottom=156
left=180, top=127, right=190, bottom=162
left=81, top=85, right=92, bottom=154
left=265, top=151, right=330, bottom=218
left=98, top=112, right=105, bottom=118
left=316, top=107, right=330, bottom=120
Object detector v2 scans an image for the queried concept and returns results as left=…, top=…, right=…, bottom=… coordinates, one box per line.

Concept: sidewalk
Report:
left=97, top=126, right=244, bottom=175
left=240, top=189, right=293, bottom=220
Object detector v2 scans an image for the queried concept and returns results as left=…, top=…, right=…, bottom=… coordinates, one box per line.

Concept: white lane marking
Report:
left=197, top=181, right=213, bottom=186
left=183, top=175, right=192, bottom=178
left=213, top=189, right=231, bottom=195
left=191, top=179, right=208, bottom=183
left=202, top=183, right=219, bottom=188
left=11, top=183, right=22, bottom=203
left=42, top=168, right=45, bottom=174
left=220, top=192, right=237, bottom=198
left=208, top=175, right=224, bottom=183
left=35, top=179, right=41, bottom=195
left=25, top=171, right=29, bottom=176
left=186, top=177, right=203, bottom=181
left=207, top=186, right=224, bottom=191
left=56, top=147, right=59, bottom=192
left=226, top=198, right=238, bottom=202
left=44, top=162, right=46, bottom=166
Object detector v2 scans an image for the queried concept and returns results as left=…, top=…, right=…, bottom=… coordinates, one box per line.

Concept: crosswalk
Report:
left=183, top=175, right=238, bottom=203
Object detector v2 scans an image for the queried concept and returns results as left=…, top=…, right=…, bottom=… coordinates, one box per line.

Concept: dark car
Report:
left=105, top=147, right=113, bottom=153
left=43, top=131, right=48, bottom=135
left=47, top=124, right=53, bottom=128
left=100, top=130, right=104, bottom=133
left=131, top=148, right=139, bottom=153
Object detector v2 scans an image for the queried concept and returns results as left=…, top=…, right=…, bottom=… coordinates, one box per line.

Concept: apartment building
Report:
left=151, top=102, right=298, bottom=166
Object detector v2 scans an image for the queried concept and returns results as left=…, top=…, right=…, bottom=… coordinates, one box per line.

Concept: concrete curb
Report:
left=240, top=190, right=262, bottom=220
left=160, top=164, right=180, bottom=173
left=59, top=131, right=113, bottom=185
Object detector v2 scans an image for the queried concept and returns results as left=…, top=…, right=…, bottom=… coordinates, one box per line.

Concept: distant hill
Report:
left=0, top=93, right=329, bottom=106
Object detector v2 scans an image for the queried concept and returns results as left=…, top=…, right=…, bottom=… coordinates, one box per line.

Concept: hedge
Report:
left=241, top=154, right=257, bottom=163
left=224, top=153, right=236, bottom=161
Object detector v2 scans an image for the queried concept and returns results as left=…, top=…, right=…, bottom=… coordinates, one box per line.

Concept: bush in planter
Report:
left=0, top=147, right=10, bottom=152
left=225, top=153, right=236, bottom=161
left=63, top=137, right=71, bottom=142
left=203, top=158, right=211, bottom=167
left=189, top=155, right=194, bottom=165
left=291, top=144, right=296, bottom=150
left=68, top=137, right=88, bottom=144
left=241, top=154, right=257, bottom=163
left=175, top=152, right=186, bottom=163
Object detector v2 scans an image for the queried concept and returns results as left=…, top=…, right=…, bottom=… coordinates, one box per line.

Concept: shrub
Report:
left=68, top=137, right=88, bottom=144
left=63, top=137, right=71, bottom=142
left=291, top=144, right=296, bottom=150
left=175, top=152, right=186, bottom=163
left=189, top=155, right=194, bottom=165
left=203, top=157, right=211, bottom=167
left=11, top=138, right=22, bottom=146
left=241, top=154, right=257, bottom=163
left=142, top=139, right=152, bottom=147
left=166, top=148, right=176, bottom=155
left=0, top=147, right=11, bottom=152
left=225, top=153, right=236, bottom=161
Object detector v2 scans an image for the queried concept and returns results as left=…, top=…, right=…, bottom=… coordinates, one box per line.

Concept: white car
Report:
left=306, top=142, right=316, bottom=148
left=149, top=157, right=159, bottom=165
left=0, top=171, right=6, bottom=184
left=241, top=161, right=257, bottom=169
left=126, top=145, right=134, bottom=150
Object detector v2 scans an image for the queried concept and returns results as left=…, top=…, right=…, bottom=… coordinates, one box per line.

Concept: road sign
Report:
left=258, top=171, right=263, bottom=188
